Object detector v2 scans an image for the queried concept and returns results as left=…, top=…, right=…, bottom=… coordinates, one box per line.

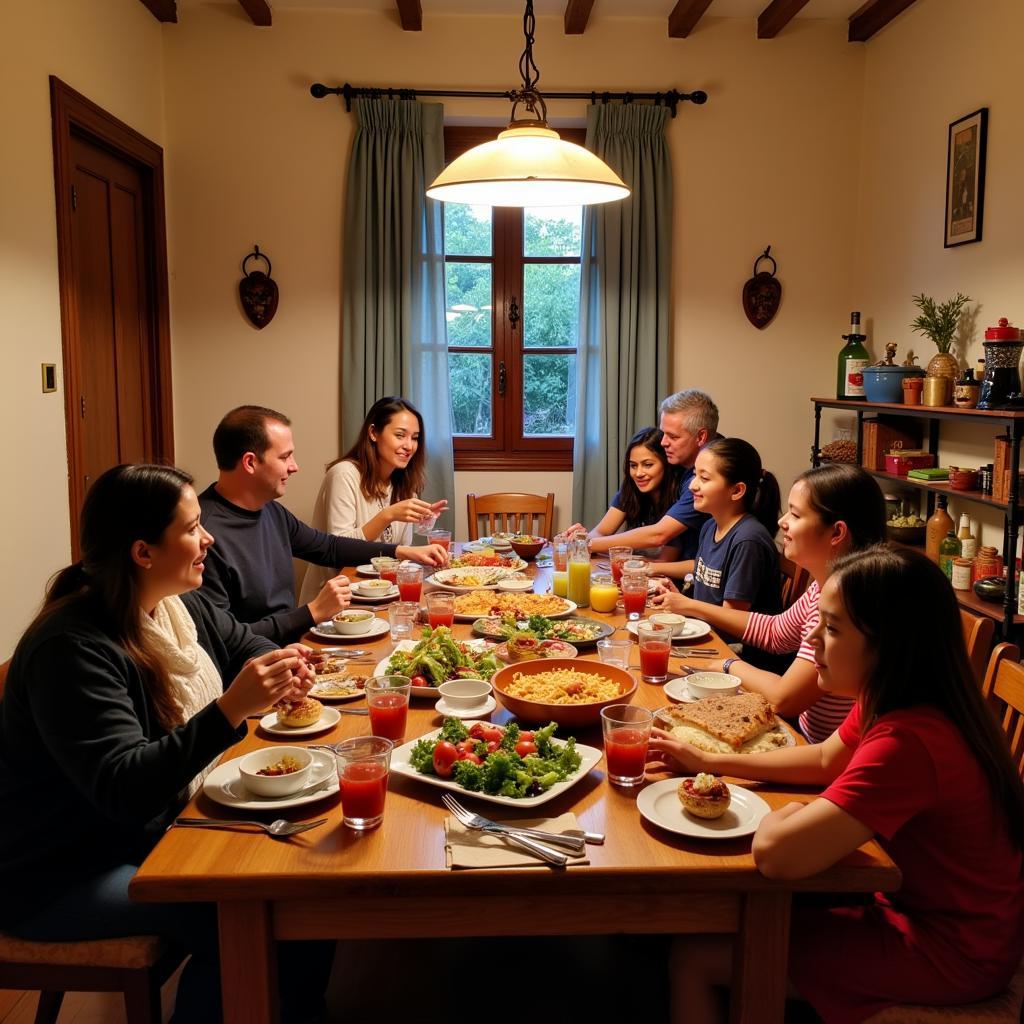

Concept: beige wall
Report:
left=853, top=0, right=1024, bottom=551
left=162, top=4, right=864, bottom=531
left=0, top=0, right=165, bottom=657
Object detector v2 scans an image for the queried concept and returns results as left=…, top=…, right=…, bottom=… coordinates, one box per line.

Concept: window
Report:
left=444, top=126, right=584, bottom=471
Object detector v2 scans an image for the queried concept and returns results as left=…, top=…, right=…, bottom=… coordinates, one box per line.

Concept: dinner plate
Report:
left=472, top=615, right=612, bottom=648
left=492, top=639, right=578, bottom=662
left=356, top=564, right=380, bottom=576
left=453, top=597, right=577, bottom=623
left=427, top=566, right=516, bottom=592
left=308, top=678, right=367, bottom=703
left=374, top=638, right=494, bottom=696
left=448, top=553, right=527, bottom=572
left=625, top=618, right=713, bottom=642
left=637, top=778, right=771, bottom=839
left=433, top=695, right=498, bottom=719
left=258, top=707, right=342, bottom=736
left=350, top=585, right=400, bottom=603
left=662, top=677, right=700, bottom=703
left=652, top=707, right=798, bottom=749
left=390, top=723, right=603, bottom=808
left=309, top=617, right=390, bottom=642
left=203, top=748, right=338, bottom=810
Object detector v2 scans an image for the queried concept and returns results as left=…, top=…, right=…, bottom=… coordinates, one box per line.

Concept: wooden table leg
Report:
left=729, top=891, right=791, bottom=1024
left=218, top=901, right=278, bottom=1024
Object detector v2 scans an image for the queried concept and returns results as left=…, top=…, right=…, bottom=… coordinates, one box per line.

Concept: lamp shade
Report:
left=426, top=125, right=629, bottom=207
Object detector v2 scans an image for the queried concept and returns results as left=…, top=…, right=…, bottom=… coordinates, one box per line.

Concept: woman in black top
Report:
left=0, top=464, right=325, bottom=1022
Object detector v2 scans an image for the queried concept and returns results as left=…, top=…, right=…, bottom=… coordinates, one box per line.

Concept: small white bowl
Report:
left=331, top=610, right=375, bottom=635
left=437, top=678, right=492, bottom=709
left=497, top=575, right=534, bottom=592
left=650, top=612, right=687, bottom=636
left=685, top=672, right=742, bottom=700
left=238, top=746, right=314, bottom=797
left=354, top=579, right=394, bottom=595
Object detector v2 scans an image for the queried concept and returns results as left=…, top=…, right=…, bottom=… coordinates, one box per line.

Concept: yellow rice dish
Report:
left=506, top=668, right=620, bottom=705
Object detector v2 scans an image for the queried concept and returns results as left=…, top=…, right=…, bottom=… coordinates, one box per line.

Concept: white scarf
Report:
left=141, top=595, right=224, bottom=798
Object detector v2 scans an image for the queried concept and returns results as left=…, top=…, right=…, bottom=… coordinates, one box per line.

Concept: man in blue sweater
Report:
left=198, top=405, right=446, bottom=644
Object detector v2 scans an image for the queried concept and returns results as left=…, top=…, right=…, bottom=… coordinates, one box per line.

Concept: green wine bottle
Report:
left=938, top=530, right=962, bottom=580
left=836, top=311, right=870, bottom=399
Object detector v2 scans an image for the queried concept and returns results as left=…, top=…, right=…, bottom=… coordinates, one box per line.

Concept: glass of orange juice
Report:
left=589, top=573, right=619, bottom=613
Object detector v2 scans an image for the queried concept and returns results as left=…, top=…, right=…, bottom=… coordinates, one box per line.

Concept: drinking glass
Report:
left=412, top=513, right=439, bottom=537
left=589, top=573, right=619, bottom=613
left=374, top=557, right=400, bottom=585
left=621, top=572, right=648, bottom=621
left=637, top=621, right=672, bottom=684
left=388, top=601, right=418, bottom=642
left=426, top=590, right=455, bottom=629
left=428, top=528, right=452, bottom=552
left=609, top=545, right=633, bottom=584
left=596, top=638, right=632, bottom=669
left=365, top=675, right=411, bottom=743
left=551, top=533, right=569, bottom=572
left=600, top=705, right=654, bottom=787
left=552, top=571, right=568, bottom=598
left=396, top=564, right=423, bottom=603
left=334, top=736, right=394, bottom=830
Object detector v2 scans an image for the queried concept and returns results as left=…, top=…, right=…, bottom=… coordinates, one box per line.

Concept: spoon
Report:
left=173, top=817, right=327, bottom=838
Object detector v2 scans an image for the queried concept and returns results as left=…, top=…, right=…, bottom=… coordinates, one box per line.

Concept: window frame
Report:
left=444, top=125, right=584, bottom=472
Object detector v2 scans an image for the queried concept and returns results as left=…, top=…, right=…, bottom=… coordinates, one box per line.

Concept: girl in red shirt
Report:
left=650, top=545, right=1024, bottom=1023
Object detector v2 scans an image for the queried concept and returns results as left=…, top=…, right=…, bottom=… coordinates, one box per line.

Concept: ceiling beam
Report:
left=564, top=0, right=595, bottom=34
left=668, top=0, right=715, bottom=38
left=396, top=0, right=422, bottom=30
left=848, top=0, right=917, bottom=42
left=137, top=0, right=177, bottom=22
left=757, top=0, right=811, bottom=38
left=237, top=0, right=272, bottom=26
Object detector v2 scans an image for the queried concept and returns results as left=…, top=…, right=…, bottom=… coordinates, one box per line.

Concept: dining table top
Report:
left=129, top=545, right=900, bottom=1024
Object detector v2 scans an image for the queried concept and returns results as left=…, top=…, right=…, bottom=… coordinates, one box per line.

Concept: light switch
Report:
left=41, top=364, right=56, bottom=393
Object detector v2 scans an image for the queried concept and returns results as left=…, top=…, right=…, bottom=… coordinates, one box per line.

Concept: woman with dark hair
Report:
left=0, top=465, right=327, bottom=1022
left=570, top=427, right=681, bottom=556
left=300, top=396, right=447, bottom=602
left=652, top=544, right=1024, bottom=1023
left=653, top=462, right=887, bottom=742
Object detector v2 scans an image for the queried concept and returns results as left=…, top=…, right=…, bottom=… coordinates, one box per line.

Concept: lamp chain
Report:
left=512, top=0, right=547, bottom=124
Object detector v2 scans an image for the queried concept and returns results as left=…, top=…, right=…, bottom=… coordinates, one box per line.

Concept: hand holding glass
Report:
left=600, top=705, right=654, bottom=787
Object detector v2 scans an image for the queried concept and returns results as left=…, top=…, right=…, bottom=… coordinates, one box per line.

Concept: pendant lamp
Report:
left=426, top=1, right=629, bottom=207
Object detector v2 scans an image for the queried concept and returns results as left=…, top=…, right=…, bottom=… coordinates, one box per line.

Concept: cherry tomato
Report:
left=470, top=724, right=503, bottom=744
left=485, top=740, right=501, bottom=754
left=518, top=731, right=535, bottom=742
left=458, top=751, right=483, bottom=765
left=410, top=675, right=428, bottom=689
left=456, top=740, right=477, bottom=756
left=432, top=741, right=458, bottom=778
left=515, top=740, right=538, bottom=758
left=468, top=722, right=487, bottom=740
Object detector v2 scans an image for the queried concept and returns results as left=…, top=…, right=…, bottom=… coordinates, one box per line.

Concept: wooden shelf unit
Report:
left=811, top=397, right=1024, bottom=634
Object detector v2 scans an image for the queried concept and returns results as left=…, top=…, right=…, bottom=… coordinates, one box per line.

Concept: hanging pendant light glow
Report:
left=426, top=1, right=629, bottom=208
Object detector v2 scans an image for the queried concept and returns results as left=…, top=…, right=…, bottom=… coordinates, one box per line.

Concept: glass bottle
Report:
left=938, top=531, right=962, bottom=579
left=836, top=311, right=870, bottom=399
left=925, top=495, right=954, bottom=563
left=957, top=514, right=977, bottom=560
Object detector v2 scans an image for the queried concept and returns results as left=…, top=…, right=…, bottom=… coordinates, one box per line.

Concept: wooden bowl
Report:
left=508, top=536, right=547, bottom=560
left=886, top=524, right=925, bottom=545
left=490, top=658, right=636, bottom=727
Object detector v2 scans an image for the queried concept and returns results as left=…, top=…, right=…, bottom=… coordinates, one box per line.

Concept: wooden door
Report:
left=51, top=78, right=174, bottom=556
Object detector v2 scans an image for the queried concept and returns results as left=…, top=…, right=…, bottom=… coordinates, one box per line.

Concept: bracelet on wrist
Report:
left=723, top=657, right=738, bottom=674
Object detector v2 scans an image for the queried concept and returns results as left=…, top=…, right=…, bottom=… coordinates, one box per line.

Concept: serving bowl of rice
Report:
left=490, top=658, right=636, bottom=727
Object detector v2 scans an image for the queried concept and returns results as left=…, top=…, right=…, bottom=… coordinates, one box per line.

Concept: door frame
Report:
left=49, top=76, right=174, bottom=556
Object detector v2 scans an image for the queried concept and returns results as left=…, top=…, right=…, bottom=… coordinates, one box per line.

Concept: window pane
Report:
left=444, top=203, right=492, bottom=257
left=524, top=206, right=581, bottom=257
left=523, top=263, right=580, bottom=348
left=450, top=354, right=493, bottom=436
left=445, top=263, right=492, bottom=347
left=523, top=354, right=576, bottom=436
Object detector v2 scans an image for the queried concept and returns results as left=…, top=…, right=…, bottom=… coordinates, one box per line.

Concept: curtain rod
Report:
left=309, top=82, right=707, bottom=118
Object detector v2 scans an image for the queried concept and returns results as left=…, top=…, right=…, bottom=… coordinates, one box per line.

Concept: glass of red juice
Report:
left=396, top=565, right=423, bottom=603
left=426, top=590, right=456, bottom=629
left=365, top=675, right=411, bottom=742
left=334, top=736, right=394, bottom=830
left=374, top=557, right=400, bottom=586
left=609, top=545, right=633, bottom=584
left=600, top=705, right=654, bottom=787
left=428, top=528, right=452, bottom=553
left=637, top=621, right=672, bottom=684
left=621, top=573, right=648, bottom=621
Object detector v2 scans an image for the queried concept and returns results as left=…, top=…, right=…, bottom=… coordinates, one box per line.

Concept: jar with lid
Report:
left=951, top=557, right=973, bottom=591
left=973, top=545, right=1003, bottom=583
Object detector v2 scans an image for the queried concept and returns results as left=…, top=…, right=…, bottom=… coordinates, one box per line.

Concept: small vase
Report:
left=926, top=350, right=960, bottom=383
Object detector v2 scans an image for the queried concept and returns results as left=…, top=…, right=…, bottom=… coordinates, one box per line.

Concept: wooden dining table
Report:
left=130, top=550, right=899, bottom=1024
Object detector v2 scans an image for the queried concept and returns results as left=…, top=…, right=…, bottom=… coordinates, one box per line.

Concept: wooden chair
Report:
left=960, top=610, right=995, bottom=689
left=0, top=662, right=183, bottom=1023
left=778, top=554, right=811, bottom=610
left=865, top=641, right=1024, bottom=1024
left=466, top=492, right=555, bottom=541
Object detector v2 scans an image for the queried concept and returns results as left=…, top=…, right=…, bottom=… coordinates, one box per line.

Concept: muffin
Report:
left=275, top=696, right=323, bottom=728
left=678, top=773, right=731, bottom=819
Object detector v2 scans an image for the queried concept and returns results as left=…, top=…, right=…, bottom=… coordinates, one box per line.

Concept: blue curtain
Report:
left=572, top=104, right=673, bottom=527
left=341, top=98, right=455, bottom=523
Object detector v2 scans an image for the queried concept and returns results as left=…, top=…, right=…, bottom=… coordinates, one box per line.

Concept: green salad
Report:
left=385, top=626, right=501, bottom=687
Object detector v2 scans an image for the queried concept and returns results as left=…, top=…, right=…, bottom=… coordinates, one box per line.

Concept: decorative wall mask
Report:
left=239, top=245, right=278, bottom=329
left=742, top=246, right=782, bottom=329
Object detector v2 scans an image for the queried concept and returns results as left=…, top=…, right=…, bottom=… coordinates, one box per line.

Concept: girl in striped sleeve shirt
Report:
left=651, top=463, right=886, bottom=742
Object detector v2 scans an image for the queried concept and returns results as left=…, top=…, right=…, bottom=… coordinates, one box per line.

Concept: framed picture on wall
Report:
left=944, top=107, right=988, bottom=247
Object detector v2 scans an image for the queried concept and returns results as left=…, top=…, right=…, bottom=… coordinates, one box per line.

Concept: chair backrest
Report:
left=982, top=642, right=1024, bottom=778
left=466, top=492, right=555, bottom=541
left=960, top=610, right=995, bottom=689
left=778, top=554, right=811, bottom=611
left=0, top=659, right=8, bottom=700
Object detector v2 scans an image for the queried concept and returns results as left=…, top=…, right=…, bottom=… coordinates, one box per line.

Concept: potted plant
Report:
left=910, top=292, right=972, bottom=383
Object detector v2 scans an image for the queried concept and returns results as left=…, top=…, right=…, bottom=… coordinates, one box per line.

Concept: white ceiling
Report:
left=237, top=0, right=860, bottom=20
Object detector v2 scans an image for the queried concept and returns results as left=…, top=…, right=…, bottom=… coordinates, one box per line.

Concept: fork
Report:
left=173, top=817, right=327, bottom=838
left=442, top=796, right=568, bottom=866
left=442, top=794, right=593, bottom=854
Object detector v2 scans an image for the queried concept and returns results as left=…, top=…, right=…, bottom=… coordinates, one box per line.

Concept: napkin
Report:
left=445, top=811, right=590, bottom=870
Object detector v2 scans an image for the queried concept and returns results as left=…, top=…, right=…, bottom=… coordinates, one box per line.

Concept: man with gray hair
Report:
left=583, top=389, right=719, bottom=561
